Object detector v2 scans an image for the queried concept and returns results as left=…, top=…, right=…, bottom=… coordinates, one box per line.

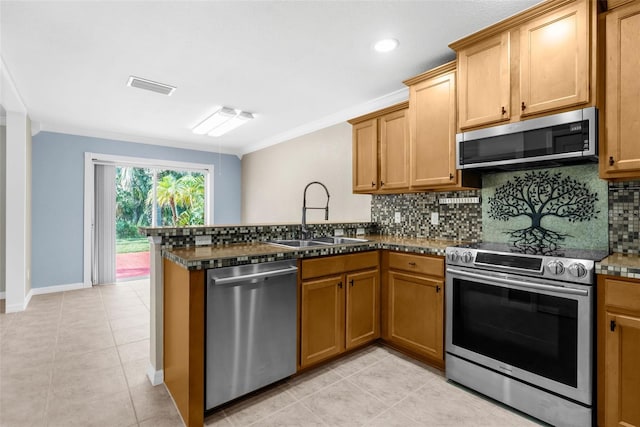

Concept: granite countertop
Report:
left=164, top=235, right=461, bottom=270
left=596, top=253, right=640, bottom=280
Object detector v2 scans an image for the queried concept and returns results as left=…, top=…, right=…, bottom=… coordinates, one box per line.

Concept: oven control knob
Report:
left=461, top=251, right=474, bottom=264
left=568, top=263, right=587, bottom=278
left=447, top=251, right=459, bottom=263
left=546, top=260, right=565, bottom=275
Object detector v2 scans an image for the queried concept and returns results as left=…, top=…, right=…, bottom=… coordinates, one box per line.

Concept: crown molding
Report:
left=0, top=55, right=27, bottom=114
left=240, top=87, right=409, bottom=155
left=403, top=61, right=456, bottom=86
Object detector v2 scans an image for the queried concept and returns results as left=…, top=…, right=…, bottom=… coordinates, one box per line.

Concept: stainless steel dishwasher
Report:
left=205, top=259, right=297, bottom=410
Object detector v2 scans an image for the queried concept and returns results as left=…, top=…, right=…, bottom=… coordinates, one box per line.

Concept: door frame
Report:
left=83, top=152, right=214, bottom=287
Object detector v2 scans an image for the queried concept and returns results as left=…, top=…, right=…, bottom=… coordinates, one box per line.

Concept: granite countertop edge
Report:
left=163, top=235, right=459, bottom=270
left=596, top=252, right=640, bottom=280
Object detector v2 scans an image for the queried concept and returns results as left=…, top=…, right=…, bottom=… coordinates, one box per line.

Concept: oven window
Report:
left=452, top=278, right=578, bottom=387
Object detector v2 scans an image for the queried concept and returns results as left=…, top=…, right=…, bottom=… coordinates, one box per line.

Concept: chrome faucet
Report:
left=301, top=181, right=330, bottom=240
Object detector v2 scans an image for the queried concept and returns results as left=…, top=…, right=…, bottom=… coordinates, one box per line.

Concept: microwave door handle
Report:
left=446, top=268, right=588, bottom=297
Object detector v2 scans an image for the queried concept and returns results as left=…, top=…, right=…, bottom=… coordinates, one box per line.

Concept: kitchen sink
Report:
left=268, top=237, right=370, bottom=249
left=268, top=239, right=332, bottom=248
left=310, top=236, right=370, bottom=245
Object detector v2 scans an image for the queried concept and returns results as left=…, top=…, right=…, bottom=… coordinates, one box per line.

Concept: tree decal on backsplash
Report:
left=488, top=170, right=599, bottom=252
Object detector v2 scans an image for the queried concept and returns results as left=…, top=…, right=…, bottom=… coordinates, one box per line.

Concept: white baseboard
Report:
left=30, top=282, right=87, bottom=296
left=147, top=364, right=164, bottom=386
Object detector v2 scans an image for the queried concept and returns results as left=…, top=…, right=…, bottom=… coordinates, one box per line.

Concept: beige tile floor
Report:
left=204, top=344, right=545, bottom=427
left=1, top=280, right=544, bottom=427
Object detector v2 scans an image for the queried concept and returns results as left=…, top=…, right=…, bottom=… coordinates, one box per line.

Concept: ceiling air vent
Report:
left=127, top=76, right=176, bottom=96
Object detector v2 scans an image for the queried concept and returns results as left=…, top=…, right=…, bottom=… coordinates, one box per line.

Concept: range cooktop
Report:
left=454, top=242, right=609, bottom=262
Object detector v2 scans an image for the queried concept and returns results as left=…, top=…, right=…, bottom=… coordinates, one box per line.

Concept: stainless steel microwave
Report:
left=456, top=107, right=598, bottom=170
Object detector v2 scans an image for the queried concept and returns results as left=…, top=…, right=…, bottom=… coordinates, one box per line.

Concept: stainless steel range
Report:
left=445, top=243, right=608, bottom=427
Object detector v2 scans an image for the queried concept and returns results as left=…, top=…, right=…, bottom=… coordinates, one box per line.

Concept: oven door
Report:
left=445, top=266, right=593, bottom=405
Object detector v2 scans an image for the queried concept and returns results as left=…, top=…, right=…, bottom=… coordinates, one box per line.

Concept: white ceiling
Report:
left=1, top=0, right=540, bottom=156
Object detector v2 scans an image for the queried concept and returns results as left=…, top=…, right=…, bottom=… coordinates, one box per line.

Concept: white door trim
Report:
left=83, top=152, right=215, bottom=287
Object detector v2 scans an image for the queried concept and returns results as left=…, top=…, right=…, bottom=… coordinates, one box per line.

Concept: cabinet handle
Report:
left=609, top=156, right=615, bottom=166
left=380, top=181, right=385, bottom=187
left=338, top=281, right=343, bottom=289
left=349, top=279, right=354, bottom=287
left=521, top=101, right=526, bottom=111
left=610, top=319, right=616, bottom=332
left=408, top=262, right=417, bottom=267
left=436, top=285, right=441, bottom=293
left=449, top=173, right=454, bottom=180
left=371, top=181, right=376, bottom=187
left=501, top=106, right=506, bottom=115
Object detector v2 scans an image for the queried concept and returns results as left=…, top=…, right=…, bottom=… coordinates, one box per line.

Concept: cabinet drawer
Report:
left=387, top=252, right=444, bottom=278
left=605, top=278, right=640, bottom=313
left=301, top=251, right=379, bottom=280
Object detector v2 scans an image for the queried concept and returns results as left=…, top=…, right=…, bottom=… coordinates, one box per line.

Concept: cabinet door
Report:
left=603, top=2, right=640, bottom=176
left=409, top=70, right=457, bottom=188
left=352, top=119, right=378, bottom=193
left=387, top=271, right=443, bottom=360
left=457, top=32, right=510, bottom=129
left=345, top=269, right=380, bottom=350
left=519, top=0, right=589, bottom=116
left=605, top=312, right=640, bottom=427
left=300, top=275, right=345, bottom=368
left=379, top=109, right=409, bottom=190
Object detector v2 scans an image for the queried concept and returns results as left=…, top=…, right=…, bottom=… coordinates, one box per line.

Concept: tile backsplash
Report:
left=371, top=190, right=482, bottom=242
left=608, top=180, right=640, bottom=254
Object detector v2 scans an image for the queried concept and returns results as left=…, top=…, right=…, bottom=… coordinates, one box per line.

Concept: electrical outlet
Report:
left=394, top=212, right=401, bottom=223
left=431, top=212, right=439, bottom=226
left=195, top=235, right=212, bottom=246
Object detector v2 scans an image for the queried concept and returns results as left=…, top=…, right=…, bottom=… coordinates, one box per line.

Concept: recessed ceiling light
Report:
left=127, top=76, right=176, bottom=96
left=374, top=38, right=399, bottom=53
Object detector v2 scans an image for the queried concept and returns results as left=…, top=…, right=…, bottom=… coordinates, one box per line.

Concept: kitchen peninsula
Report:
left=141, top=222, right=459, bottom=427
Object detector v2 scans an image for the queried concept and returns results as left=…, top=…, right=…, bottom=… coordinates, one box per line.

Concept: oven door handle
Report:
left=446, top=268, right=589, bottom=296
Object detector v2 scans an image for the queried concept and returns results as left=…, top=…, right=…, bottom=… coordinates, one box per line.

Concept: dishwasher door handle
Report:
left=211, top=266, right=298, bottom=286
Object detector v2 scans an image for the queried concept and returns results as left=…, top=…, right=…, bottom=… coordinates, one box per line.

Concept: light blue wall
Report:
left=31, top=131, right=241, bottom=289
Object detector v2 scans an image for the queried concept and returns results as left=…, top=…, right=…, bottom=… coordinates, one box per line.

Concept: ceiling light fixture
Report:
left=127, top=76, right=176, bottom=96
left=192, top=107, right=254, bottom=137
left=374, top=38, right=399, bottom=53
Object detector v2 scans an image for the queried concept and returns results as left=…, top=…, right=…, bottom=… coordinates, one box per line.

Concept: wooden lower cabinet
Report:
left=299, top=252, right=380, bottom=369
left=381, top=251, right=445, bottom=368
left=387, top=271, right=443, bottom=361
left=163, top=259, right=205, bottom=427
left=346, top=269, right=380, bottom=349
left=300, top=275, right=345, bottom=367
left=599, top=275, right=640, bottom=427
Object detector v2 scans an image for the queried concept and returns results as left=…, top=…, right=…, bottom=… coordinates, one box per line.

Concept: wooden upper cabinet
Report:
left=519, top=0, right=589, bottom=116
left=379, top=109, right=410, bottom=190
left=406, top=63, right=457, bottom=188
left=457, top=32, right=511, bottom=129
left=450, top=0, right=594, bottom=130
left=352, top=119, right=378, bottom=193
left=601, top=1, right=640, bottom=178
left=349, top=102, right=409, bottom=194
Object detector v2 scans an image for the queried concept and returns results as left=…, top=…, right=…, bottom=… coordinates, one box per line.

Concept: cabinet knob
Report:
left=349, top=279, right=354, bottom=287
left=380, top=181, right=385, bottom=187
left=501, top=106, right=507, bottom=115
left=521, top=101, right=526, bottom=111
left=338, top=281, right=343, bottom=288
left=371, top=181, right=376, bottom=187
left=609, top=156, right=615, bottom=166
left=436, top=285, right=441, bottom=293
left=449, top=173, right=454, bottom=180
